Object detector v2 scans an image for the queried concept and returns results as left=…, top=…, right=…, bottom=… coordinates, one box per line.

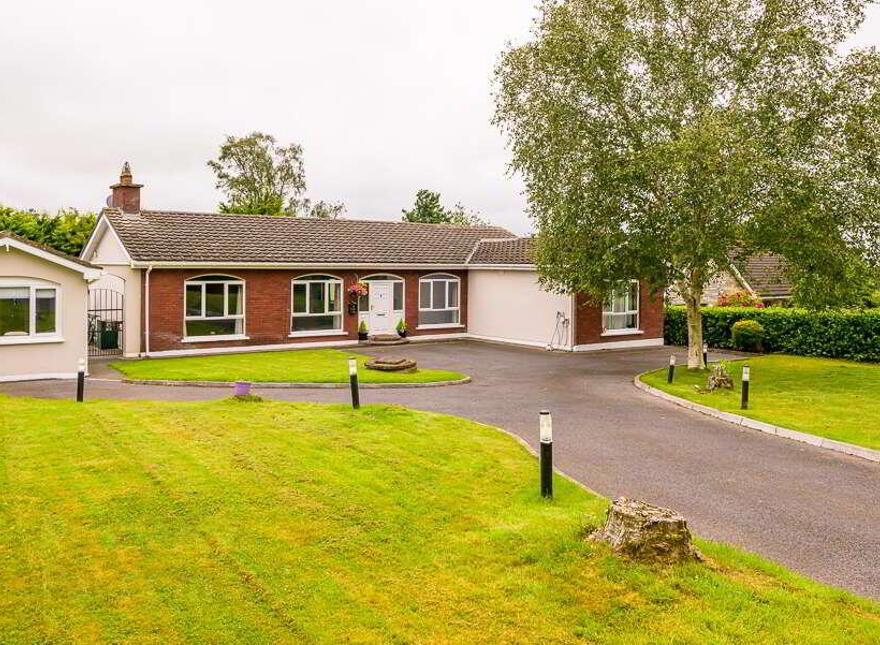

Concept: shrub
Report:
left=731, top=320, right=764, bottom=351
left=665, top=306, right=880, bottom=362
left=0, top=206, right=97, bottom=256
left=717, top=291, right=765, bottom=308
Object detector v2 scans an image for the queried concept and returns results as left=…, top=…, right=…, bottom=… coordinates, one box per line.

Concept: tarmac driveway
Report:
left=2, top=341, right=878, bottom=598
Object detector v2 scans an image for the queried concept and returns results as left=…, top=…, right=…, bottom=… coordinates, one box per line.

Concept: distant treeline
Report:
left=0, top=206, right=97, bottom=256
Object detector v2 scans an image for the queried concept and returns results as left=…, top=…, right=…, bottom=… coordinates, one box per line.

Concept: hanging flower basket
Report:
left=348, top=282, right=369, bottom=299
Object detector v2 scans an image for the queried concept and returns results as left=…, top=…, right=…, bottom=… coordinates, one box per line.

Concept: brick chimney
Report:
left=109, top=161, right=143, bottom=213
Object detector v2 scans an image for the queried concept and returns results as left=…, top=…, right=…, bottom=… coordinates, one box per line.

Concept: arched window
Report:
left=184, top=275, right=245, bottom=339
left=0, top=278, right=59, bottom=342
left=418, top=273, right=460, bottom=326
left=291, top=274, right=343, bottom=334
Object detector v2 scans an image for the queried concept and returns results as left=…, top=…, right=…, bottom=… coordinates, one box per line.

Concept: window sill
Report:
left=182, top=335, right=249, bottom=344
left=416, top=324, right=465, bottom=330
left=0, top=335, right=64, bottom=346
left=601, top=329, right=644, bottom=337
left=289, top=330, right=348, bottom=338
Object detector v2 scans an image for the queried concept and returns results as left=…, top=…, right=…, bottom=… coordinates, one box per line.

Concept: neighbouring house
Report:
left=78, top=164, right=664, bottom=358
left=667, top=255, right=793, bottom=306
left=0, top=231, right=101, bottom=381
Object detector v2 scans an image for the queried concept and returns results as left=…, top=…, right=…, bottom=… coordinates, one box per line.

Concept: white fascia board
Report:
left=1, top=236, right=102, bottom=280
left=79, top=215, right=108, bottom=261
left=466, top=264, right=537, bottom=271
left=727, top=263, right=755, bottom=296
left=80, top=216, right=133, bottom=265
left=129, top=261, right=470, bottom=270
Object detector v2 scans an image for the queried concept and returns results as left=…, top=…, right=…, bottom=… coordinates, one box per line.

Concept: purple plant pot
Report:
left=234, top=381, right=252, bottom=396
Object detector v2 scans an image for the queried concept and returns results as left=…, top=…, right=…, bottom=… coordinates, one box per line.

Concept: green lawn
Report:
left=111, top=349, right=466, bottom=384
left=1, top=395, right=878, bottom=644
left=642, top=354, right=880, bottom=451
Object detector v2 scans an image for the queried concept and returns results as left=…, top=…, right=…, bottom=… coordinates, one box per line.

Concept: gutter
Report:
left=126, top=262, right=540, bottom=271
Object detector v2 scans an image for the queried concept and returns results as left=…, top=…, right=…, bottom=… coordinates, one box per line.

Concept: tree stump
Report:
left=590, top=497, right=702, bottom=564
left=707, top=363, right=734, bottom=391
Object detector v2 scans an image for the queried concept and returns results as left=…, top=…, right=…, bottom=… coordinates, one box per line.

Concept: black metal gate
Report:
left=88, top=289, right=124, bottom=357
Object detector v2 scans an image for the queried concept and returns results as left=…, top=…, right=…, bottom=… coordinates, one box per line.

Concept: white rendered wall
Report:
left=467, top=269, right=572, bottom=349
left=83, top=226, right=142, bottom=356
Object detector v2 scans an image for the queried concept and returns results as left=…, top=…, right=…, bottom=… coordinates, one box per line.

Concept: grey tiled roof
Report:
left=103, top=210, right=515, bottom=264
left=469, top=237, right=535, bottom=265
left=735, top=254, right=792, bottom=298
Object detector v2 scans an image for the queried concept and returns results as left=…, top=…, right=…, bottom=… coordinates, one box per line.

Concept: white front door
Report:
left=368, top=282, right=393, bottom=334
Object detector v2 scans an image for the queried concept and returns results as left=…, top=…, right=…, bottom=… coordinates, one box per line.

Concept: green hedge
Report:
left=665, top=306, right=880, bottom=362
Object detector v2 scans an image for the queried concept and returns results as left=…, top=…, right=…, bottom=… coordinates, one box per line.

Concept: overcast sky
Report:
left=1, top=1, right=878, bottom=235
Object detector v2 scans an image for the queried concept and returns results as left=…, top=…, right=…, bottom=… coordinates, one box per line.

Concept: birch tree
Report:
left=494, top=0, right=880, bottom=367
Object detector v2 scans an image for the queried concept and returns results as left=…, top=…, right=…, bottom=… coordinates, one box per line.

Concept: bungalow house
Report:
left=79, top=165, right=664, bottom=358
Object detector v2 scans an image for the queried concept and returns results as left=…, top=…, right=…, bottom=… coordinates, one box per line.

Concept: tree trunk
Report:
left=677, top=278, right=706, bottom=370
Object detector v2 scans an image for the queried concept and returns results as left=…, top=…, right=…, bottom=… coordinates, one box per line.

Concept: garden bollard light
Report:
left=348, top=357, right=360, bottom=410
left=76, top=358, right=85, bottom=402
left=741, top=365, right=750, bottom=410
left=540, top=410, right=553, bottom=499
left=703, top=343, right=709, bottom=367
left=667, top=355, right=676, bottom=384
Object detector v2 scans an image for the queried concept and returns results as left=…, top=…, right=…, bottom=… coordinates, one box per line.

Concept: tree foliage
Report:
left=494, top=0, right=880, bottom=367
left=401, top=189, right=487, bottom=226
left=0, top=206, right=97, bottom=256
left=208, top=132, right=345, bottom=218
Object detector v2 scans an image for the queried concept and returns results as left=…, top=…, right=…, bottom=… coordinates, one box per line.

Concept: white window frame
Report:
left=360, top=274, right=405, bottom=313
left=290, top=275, right=345, bottom=337
left=417, top=273, right=462, bottom=329
left=602, top=280, right=641, bottom=336
left=0, top=279, right=62, bottom=345
left=183, top=275, right=246, bottom=342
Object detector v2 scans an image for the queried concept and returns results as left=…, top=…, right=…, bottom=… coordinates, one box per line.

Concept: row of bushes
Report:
left=665, top=306, right=880, bottom=362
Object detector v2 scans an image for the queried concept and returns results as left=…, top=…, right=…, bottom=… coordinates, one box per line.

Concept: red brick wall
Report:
left=574, top=281, right=664, bottom=346
left=110, top=185, right=141, bottom=214
left=144, top=268, right=467, bottom=352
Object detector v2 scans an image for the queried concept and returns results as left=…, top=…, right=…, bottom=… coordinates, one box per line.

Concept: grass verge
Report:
left=110, top=348, right=466, bottom=384
left=1, top=395, right=878, bottom=643
left=642, top=354, right=880, bottom=451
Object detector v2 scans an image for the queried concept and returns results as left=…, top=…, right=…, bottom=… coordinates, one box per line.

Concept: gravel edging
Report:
left=634, top=374, right=880, bottom=464
left=120, top=376, right=472, bottom=389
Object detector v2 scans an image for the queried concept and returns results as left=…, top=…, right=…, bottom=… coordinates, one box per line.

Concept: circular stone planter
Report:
left=365, top=357, right=417, bottom=372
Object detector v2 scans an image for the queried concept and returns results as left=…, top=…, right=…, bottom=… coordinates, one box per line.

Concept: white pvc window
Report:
left=0, top=282, right=58, bottom=340
left=418, top=274, right=460, bottom=326
left=603, top=281, right=639, bottom=333
left=291, top=275, right=343, bottom=334
left=184, top=275, right=245, bottom=338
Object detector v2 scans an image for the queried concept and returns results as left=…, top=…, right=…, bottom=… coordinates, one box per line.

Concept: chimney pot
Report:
left=110, top=161, right=143, bottom=213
